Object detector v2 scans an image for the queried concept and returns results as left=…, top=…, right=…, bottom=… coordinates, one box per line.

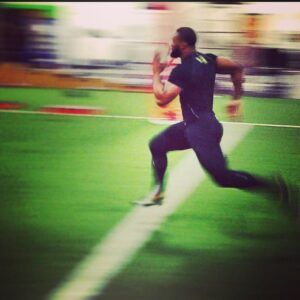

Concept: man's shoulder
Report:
left=204, top=53, right=218, bottom=62
left=173, top=62, right=183, bottom=69
left=170, top=62, right=184, bottom=75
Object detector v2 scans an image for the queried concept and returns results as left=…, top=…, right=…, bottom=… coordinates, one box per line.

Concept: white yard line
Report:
left=0, top=108, right=299, bottom=129
left=47, top=123, right=253, bottom=300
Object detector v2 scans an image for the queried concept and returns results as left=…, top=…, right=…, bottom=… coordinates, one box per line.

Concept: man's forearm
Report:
left=152, top=72, right=165, bottom=100
left=231, top=68, right=244, bottom=100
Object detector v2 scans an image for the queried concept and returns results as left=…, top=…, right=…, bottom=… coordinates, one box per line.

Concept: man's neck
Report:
left=181, top=48, right=196, bottom=60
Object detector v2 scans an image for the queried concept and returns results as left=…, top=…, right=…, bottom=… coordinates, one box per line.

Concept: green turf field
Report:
left=0, top=87, right=299, bottom=299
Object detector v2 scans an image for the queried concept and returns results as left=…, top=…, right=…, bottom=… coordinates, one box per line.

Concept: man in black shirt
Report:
left=135, top=27, right=292, bottom=209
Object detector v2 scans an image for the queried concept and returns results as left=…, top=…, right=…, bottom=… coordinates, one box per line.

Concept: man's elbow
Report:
left=156, top=101, right=168, bottom=107
left=231, top=64, right=244, bottom=81
left=235, top=63, right=244, bottom=73
left=155, top=97, right=168, bottom=107
left=155, top=94, right=169, bottom=107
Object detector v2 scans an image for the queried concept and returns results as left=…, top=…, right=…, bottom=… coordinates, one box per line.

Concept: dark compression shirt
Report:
left=168, top=51, right=217, bottom=123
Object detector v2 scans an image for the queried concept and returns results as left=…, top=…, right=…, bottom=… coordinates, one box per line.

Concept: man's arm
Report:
left=216, top=57, right=244, bottom=100
left=215, top=57, right=244, bottom=119
left=152, top=53, right=181, bottom=107
left=153, top=74, right=181, bottom=107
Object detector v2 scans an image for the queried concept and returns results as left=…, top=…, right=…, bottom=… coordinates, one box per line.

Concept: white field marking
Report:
left=47, top=123, right=253, bottom=300
left=0, top=108, right=300, bottom=129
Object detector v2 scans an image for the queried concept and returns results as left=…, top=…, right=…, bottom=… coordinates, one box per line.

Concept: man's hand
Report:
left=151, top=51, right=179, bottom=106
left=152, top=52, right=173, bottom=74
left=152, top=52, right=165, bottom=74
left=226, top=99, right=243, bottom=120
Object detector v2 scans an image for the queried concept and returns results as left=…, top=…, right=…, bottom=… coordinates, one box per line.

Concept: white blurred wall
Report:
left=48, top=2, right=300, bottom=64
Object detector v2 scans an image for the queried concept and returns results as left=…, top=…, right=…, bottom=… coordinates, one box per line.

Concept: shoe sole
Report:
left=132, top=197, right=164, bottom=207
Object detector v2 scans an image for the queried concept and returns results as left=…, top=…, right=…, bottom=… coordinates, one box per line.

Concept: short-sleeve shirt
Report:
left=168, top=52, right=217, bottom=124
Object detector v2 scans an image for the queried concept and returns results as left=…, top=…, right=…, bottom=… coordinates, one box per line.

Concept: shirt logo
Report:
left=195, top=54, right=207, bottom=64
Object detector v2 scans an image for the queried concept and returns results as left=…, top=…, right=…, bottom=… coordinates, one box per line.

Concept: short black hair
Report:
left=176, top=27, right=197, bottom=47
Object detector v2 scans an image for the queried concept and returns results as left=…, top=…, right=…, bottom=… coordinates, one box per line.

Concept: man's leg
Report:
left=134, top=121, right=190, bottom=206
left=186, top=121, right=298, bottom=217
left=186, top=120, right=262, bottom=189
left=149, top=121, right=191, bottom=194
left=192, top=142, right=261, bottom=188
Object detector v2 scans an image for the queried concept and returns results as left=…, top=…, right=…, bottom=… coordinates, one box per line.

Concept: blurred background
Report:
left=1, top=1, right=300, bottom=98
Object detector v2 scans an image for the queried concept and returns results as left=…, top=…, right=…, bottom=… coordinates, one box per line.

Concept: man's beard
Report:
left=170, top=47, right=182, bottom=58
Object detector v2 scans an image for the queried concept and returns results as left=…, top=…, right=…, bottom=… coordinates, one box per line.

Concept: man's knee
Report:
left=149, top=137, right=165, bottom=155
left=210, top=172, right=231, bottom=187
left=214, top=177, right=231, bottom=187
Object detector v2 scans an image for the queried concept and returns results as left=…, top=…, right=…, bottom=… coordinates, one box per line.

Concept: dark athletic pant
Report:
left=149, top=114, right=261, bottom=190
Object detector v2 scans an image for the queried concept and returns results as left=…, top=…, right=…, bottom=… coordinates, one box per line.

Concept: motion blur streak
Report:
left=1, top=2, right=300, bottom=98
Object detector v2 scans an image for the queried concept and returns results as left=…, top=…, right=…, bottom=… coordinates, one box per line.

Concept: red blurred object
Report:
left=0, top=101, right=24, bottom=110
left=147, top=2, right=169, bottom=10
left=40, top=106, right=104, bottom=115
left=163, top=110, right=177, bottom=120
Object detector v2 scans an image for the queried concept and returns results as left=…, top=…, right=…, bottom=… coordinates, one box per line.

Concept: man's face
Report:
left=170, top=34, right=183, bottom=58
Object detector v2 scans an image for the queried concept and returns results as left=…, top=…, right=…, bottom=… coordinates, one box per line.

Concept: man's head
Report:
left=170, top=27, right=197, bottom=58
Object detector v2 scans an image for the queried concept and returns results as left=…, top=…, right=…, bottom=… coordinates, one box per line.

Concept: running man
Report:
left=135, top=27, right=296, bottom=212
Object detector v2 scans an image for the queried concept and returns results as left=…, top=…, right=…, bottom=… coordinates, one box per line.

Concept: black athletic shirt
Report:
left=168, top=51, right=217, bottom=124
